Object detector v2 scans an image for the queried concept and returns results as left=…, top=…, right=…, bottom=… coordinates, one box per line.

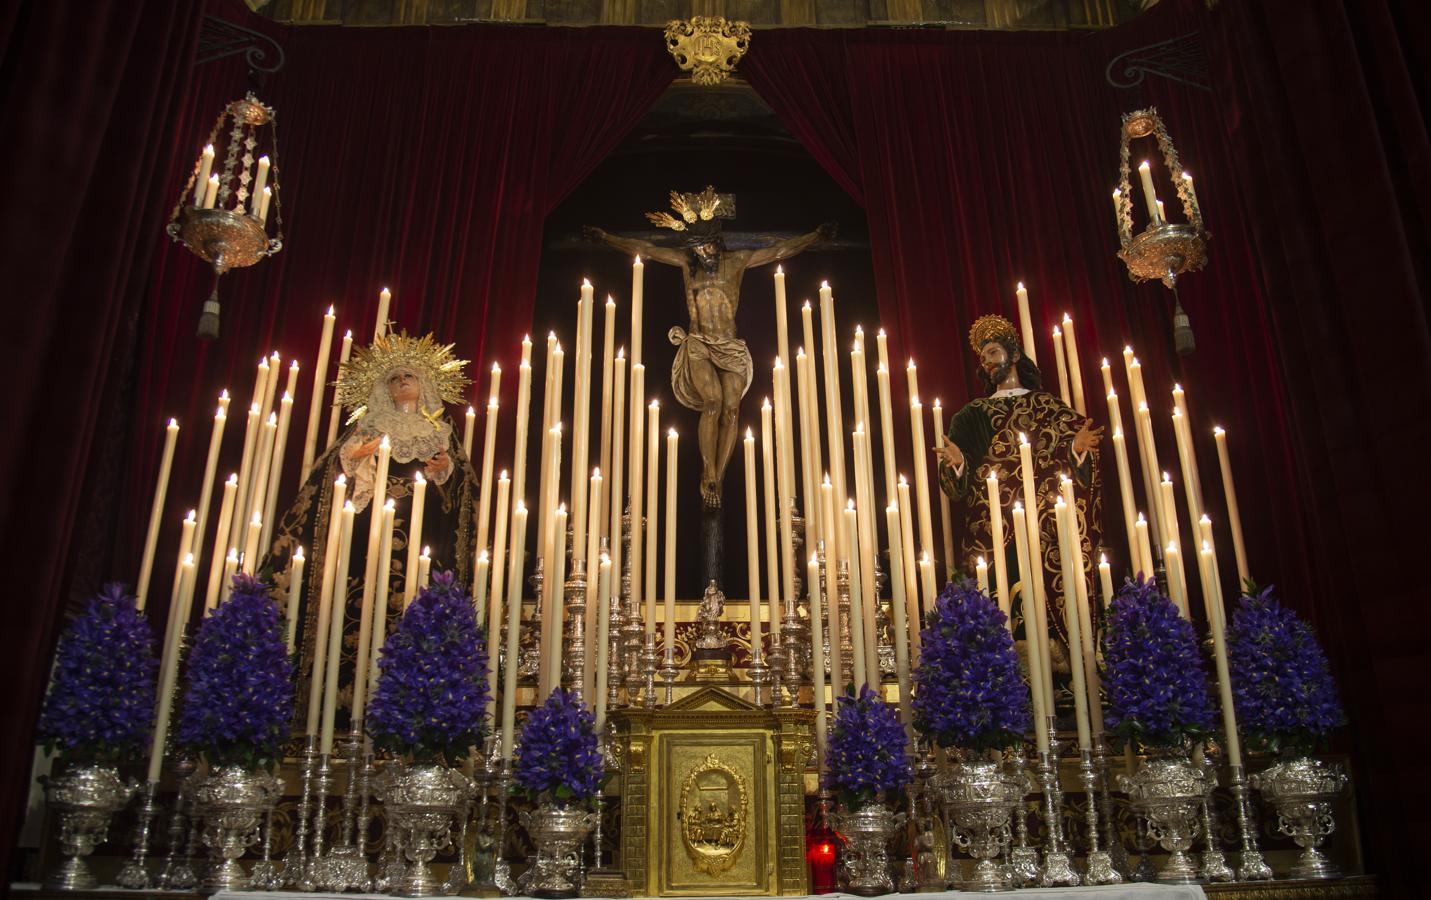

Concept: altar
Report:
left=611, top=688, right=815, bottom=897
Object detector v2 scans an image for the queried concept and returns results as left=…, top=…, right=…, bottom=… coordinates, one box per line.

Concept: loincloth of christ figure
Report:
left=586, top=186, right=833, bottom=508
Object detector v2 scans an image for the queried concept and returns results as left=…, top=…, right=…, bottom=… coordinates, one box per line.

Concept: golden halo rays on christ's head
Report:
left=335, top=330, right=470, bottom=414
left=645, top=185, right=727, bottom=232
left=968, top=314, right=1021, bottom=355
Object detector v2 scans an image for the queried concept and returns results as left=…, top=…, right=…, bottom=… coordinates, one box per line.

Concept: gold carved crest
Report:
left=664, top=17, right=752, bottom=86
left=679, top=753, right=749, bottom=875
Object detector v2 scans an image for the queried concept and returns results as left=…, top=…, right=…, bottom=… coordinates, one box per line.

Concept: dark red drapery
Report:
left=744, top=0, right=1430, bottom=883
left=0, top=0, right=207, bottom=881
left=119, top=15, right=674, bottom=604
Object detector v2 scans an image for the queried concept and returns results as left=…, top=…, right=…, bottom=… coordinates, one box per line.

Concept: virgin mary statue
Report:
left=264, top=330, right=480, bottom=726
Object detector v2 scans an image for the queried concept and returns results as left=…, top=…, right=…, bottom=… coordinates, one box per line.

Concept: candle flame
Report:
left=344, top=329, right=353, bottom=339
left=1173, top=406, right=1183, bottom=416
left=1013, top=500, right=1023, bottom=511
left=823, top=474, right=832, bottom=486
left=1139, top=160, right=1151, bottom=171
left=617, top=347, right=625, bottom=359
left=821, top=280, right=830, bottom=289
left=479, top=550, right=489, bottom=562
left=1182, top=171, right=1193, bottom=181
left=556, top=504, right=566, bottom=515
left=1114, top=427, right=1123, bottom=438
left=1214, top=425, right=1225, bottom=435
left=1017, top=281, right=1025, bottom=292
left=1019, top=432, right=1028, bottom=444
left=921, top=551, right=931, bottom=563
left=1112, top=189, right=1121, bottom=199
left=796, top=347, right=805, bottom=358
left=227, top=473, right=238, bottom=485
left=847, top=499, right=855, bottom=510
left=1052, top=326, right=1061, bottom=337
left=650, top=400, right=659, bottom=410
left=467, top=405, right=475, bottom=414
left=810, top=553, right=819, bottom=565
left=168, top=417, right=179, bottom=428
left=1100, top=553, right=1108, bottom=564
left=203, top=143, right=214, bottom=154
left=582, top=278, right=592, bottom=287
left=977, top=555, right=986, bottom=566
left=773, top=356, right=783, bottom=368
left=888, top=502, right=899, bottom=513
left=776, top=264, right=783, bottom=275
left=898, top=474, right=907, bottom=486
left=803, top=300, right=812, bottom=310
left=295, top=546, right=305, bottom=559
left=422, top=545, right=431, bottom=556
left=934, top=397, right=941, bottom=409
left=385, top=498, right=395, bottom=510
left=668, top=428, right=677, bottom=438
left=745, top=427, right=753, bottom=439
left=601, top=552, right=611, bottom=564
left=379, top=434, right=391, bottom=448
left=415, top=470, right=426, bottom=483
left=343, top=501, right=355, bottom=512
left=907, top=359, right=916, bottom=370
left=1108, top=388, right=1118, bottom=398
left=762, top=397, right=771, bottom=408
left=1203, top=540, right=1211, bottom=552
left=488, top=399, right=498, bottom=410
left=593, top=467, right=601, bottom=477
left=500, top=469, right=509, bottom=479
left=185, top=509, right=196, bottom=522
left=183, top=553, right=195, bottom=566
left=327, top=304, right=335, bottom=316
left=1200, top=513, right=1212, bottom=524
left=267, top=412, right=277, bottom=425
left=336, top=474, right=347, bottom=485
left=634, top=254, right=642, bottom=264
left=1162, top=471, right=1171, bottom=481
left=1063, top=312, right=1073, bottom=323
left=1138, top=512, right=1146, bottom=522
left=515, top=500, right=527, bottom=512
left=606, top=295, right=615, bottom=306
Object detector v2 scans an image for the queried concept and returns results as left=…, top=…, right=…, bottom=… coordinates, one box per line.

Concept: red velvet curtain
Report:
left=0, top=0, right=207, bottom=880
left=745, top=0, right=1429, bottom=883
left=120, top=16, right=674, bottom=591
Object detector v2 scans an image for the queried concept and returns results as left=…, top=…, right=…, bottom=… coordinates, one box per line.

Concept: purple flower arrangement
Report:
left=912, top=580, right=1030, bottom=751
left=176, top=574, right=294, bottom=767
left=37, top=583, right=157, bottom=763
left=368, top=571, right=491, bottom=764
left=824, top=685, right=911, bottom=810
left=1103, top=576, right=1215, bottom=749
left=513, top=688, right=604, bottom=807
left=1226, top=584, right=1345, bottom=755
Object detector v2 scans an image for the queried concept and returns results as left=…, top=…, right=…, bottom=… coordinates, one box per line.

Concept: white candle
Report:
left=884, top=505, right=912, bottom=724
left=484, top=473, right=511, bottom=715
left=608, top=352, right=627, bottom=617
left=1213, top=427, right=1250, bottom=585
left=193, top=144, right=214, bottom=207
left=875, top=362, right=897, bottom=504
left=202, top=174, right=219, bottom=209
left=246, top=412, right=278, bottom=534
left=821, top=476, right=844, bottom=689
left=320, top=501, right=356, bottom=756
left=148, top=552, right=196, bottom=783
left=599, top=298, right=616, bottom=535
left=351, top=435, right=391, bottom=723
left=476, top=399, right=500, bottom=553
left=917, top=552, right=937, bottom=639
left=1198, top=541, right=1243, bottom=768
left=136, top=418, right=179, bottom=610
left=773, top=361, right=798, bottom=644
left=1156, top=199, right=1167, bottom=223
left=818, top=284, right=849, bottom=562
left=500, top=504, right=529, bottom=757
left=1012, top=502, right=1049, bottom=753
left=509, top=349, right=534, bottom=552
left=594, top=554, right=613, bottom=728
left=570, top=282, right=596, bottom=577
left=851, top=428, right=879, bottom=683
left=1061, top=313, right=1085, bottom=415
left=908, top=394, right=935, bottom=572
left=760, top=401, right=780, bottom=650
left=1110, top=412, right=1140, bottom=570
left=324, top=330, right=353, bottom=453
left=543, top=507, right=566, bottom=692
left=1135, top=399, right=1166, bottom=548
left=158, top=512, right=196, bottom=677
left=251, top=155, right=270, bottom=215
left=418, top=546, right=432, bottom=588
left=204, top=474, right=239, bottom=611
left=260, top=351, right=281, bottom=425
left=285, top=546, right=305, bottom=653
left=1111, top=189, right=1123, bottom=235
left=664, top=429, right=679, bottom=662
left=1099, top=554, right=1115, bottom=608
left=367, top=500, right=396, bottom=705
left=808, top=553, right=830, bottom=757
left=375, top=286, right=391, bottom=341
left=1100, top=357, right=1114, bottom=398
left=463, top=406, right=476, bottom=459
left=631, top=256, right=644, bottom=366
left=743, top=430, right=764, bottom=674
left=301, top=306, right=336, bottom=477
left=897, top=477, right=921, bottom=657
left=628, top=364, right=646, bottom=634
left=1015, top=282, right=1037, bottom=365
left=975, top=556, right=989, bottom=594
left=219, top=548, right=239, bottom=605
left=306, top=476, right=347, bottom=737
left=1052, top=325, right=1071, bottom=406
left=1171, top=405, right=1205, bottom=565
left=473, top=552, right=490, bottom=629
left=1138, top=160, right=1161, bottom=223
left=1135, top=513, right=1154, bottom=579
left=645, top=403, right=660, bottom=636
left=583, top=469, right=603, bottom=700
left=845, top=502, right=869, bottom=689
left=932, top=399, right=956, bottom=575
left=242, top=512, right=263, bottom=575
left=1054, top=498, right=1093, bottom=751
left=261, top=392, right=295, bottom=551
left=801, top=303, right=827, bottom=500
left=1017, top=433, right=1055, bottom=716
left=1165, top=541, right=1189, bottom=619
left=191, top=403, right=228, bottom=590
left=1061, top=476, right=1104, bottom=739
left=257, top=186, right=271, bottom=224
left=403, top=471, right=427, bottom=607
left=986, top=470, right=1010, bottom=619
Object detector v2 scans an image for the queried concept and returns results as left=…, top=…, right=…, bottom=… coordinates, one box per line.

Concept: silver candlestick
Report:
left=660, top=650, right=678, bottom=707
left=1198, top=753, right=1235, bottom=882
left=284, top=736, right=319, bottom=885
left=780, top=594, right=801, bottom=707
left=1227, top=764, right=1272, bottom=880
left=1036, top=737, right=1079, bottom=886
left=564, top=558, right=588, bottom=702
left=115, top=780, right=161, bottom=889
left=318, top=729, right=370, bottom=891
left=1005, top=746, right=1040, bottom=887
left=1079, top=749, right=1122, bottom=884
left=1092, top=735, right=1131, bottom=878
left=300, top=753, right=334, bottom=890
left=248, top=804, right=284, bottom=889
left=155, top=755, right=197, bottom=890
left=641, top=635, right=659, bottom=709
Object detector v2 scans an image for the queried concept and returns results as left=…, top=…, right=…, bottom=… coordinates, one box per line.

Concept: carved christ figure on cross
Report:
left=586, top=189, right=832, bottom=508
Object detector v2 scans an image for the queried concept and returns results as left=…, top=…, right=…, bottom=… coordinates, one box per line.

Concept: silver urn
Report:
left=936, top=758, right=1025, bottom=892
left=1118, top=750, right=1206, bottom=884
left=830, top=801, right=905, bottom=896
left=376, top=763, right=474, bottom=897
left=1249, top=755, right=1346, bottom=879
left=189, top=765, right=284, bottom=894
left=43, top=765, right=135, bottom=890
left=520, top=802, right=599, bottom=898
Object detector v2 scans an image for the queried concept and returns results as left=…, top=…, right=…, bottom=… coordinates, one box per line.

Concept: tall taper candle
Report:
left=932, top=400, right=956, bottom=575
left=324, top=330, right=354, bottom=453
left=908, top=392, right=936, bottom=570
left=875, top=362, right=897, bottom=504
left=510, top=352, right=534, bottom=576
left=645, top=403, right=660, bottom=636
left=583, top=469, right=603, bottom=699
left=801, top=303, right=826, bottom=498
left=820, top=476, right=844, bottom=689
left=1017, top=434, right=1055, bottom=716
left=320, top=500, right=356, bottom=756
left=845, top=502, right=869, bottom=689
left=631, top=256, right=644, bottom=366
left=366, top=500, right=396, bottom=703
left=1213, top=427, right=1250, bottom=586
left=896, top=477, right=921, bottom=656
left=229, top=402, right=260, bottom=552
left=743, top=430, right=765, bottom=677
left=1012, top=503, right=1050, bottom=753
left=242, top=512, right=263, bottom=575
left=1054, top=497, right=1093, bottom=750
left=595, top=554, right=613, bottom=728
left=149, top=552, right=196, bottom=783
left=795, top=351, right=821, bottom=556
left=1135, top=513, right=1154, bottom=579
left=599, top=298, right=616, bottom=535
left=884, top=505, right=912, bottom=724
left=851, top=428, right=879, bottom=682
left=192, top=403, right=228, bottom=587
left=474, top=551, right=490, bottom=630
left=1061, top=477, right=1104, bottom=737
left=986, top=470, right=1010, bottom=618
left=485, top=473, right=511, bottom=715
left=976, top=556, right=989, bottom=594
left=628, top=364, right=646, bottom=634
left=1052, top=325, right=1071, bottom=406
left=246, top=413, right=278, bottom=534
left=1061, top=313, right=1086, bottom=415
left=501, top=504, right=529, bottom=757
left=261, top=392, right=295, bottom=552
left=159, top=512, right=197, bottom=679
left=204, top=474, right=239, bottom=611
left=808, top=553, right=830, bottom=759
left=818, top=283, right=849, bottom=562
left=1171, top=406, right=1204, bottom=563
left=306, top=476, right=348, bottom=736
left=1015, top=282, right=1037, bottom=365
left=608, top=352, right=627, bottom=600
left=664, top=429, right=678, bottom=661
left=137, top=418, right=180, bottom=610
left=419, top=547, right=431, bottom=587
left=1198, top=541, right=1243, bottom=768
left=193, top=144, right=214, bottom=206
left=374, top=287, right=392, bottom=340
left=285, top=546, right=305, bottom=652
left=544, top=507, right=567, bottom=691
left=1109, top=407, right=1140, bottom=568
left=773, top=361, right=798, bottom=647
left=1138, top=160, right=1162, bottom=223
left=760, top=400, right=781, bottom=661
left=571, top=282, right=595, bottom=575
left=463, top=406, right=476, bottom=459
left=351, top=435, right=391, bottom=723
left=302, top=306, right=336, bottom=477
left=476, top=398, right=500, bottom=553
left=260, top=352, right=281, bottom=435
left=403, top=471, right=428, bottom=607
left=1165, top=540, right=1189, bottom=618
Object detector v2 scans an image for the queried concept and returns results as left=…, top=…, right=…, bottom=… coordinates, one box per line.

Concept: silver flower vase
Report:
left=189, top=765, right=284, bottom=894
left=831, top=801, right=905, bottom=896
left=520, top=802, right=599, bottom=899
left=937, top=757, right=1024, bottom=892
left=43, top=765, right=135, bottom=890
left=1118, top=749, right=1206, bottom=885
left=376, top=763, right=474, bottom=897
left=1249, top=755, right=1346, bottom=879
